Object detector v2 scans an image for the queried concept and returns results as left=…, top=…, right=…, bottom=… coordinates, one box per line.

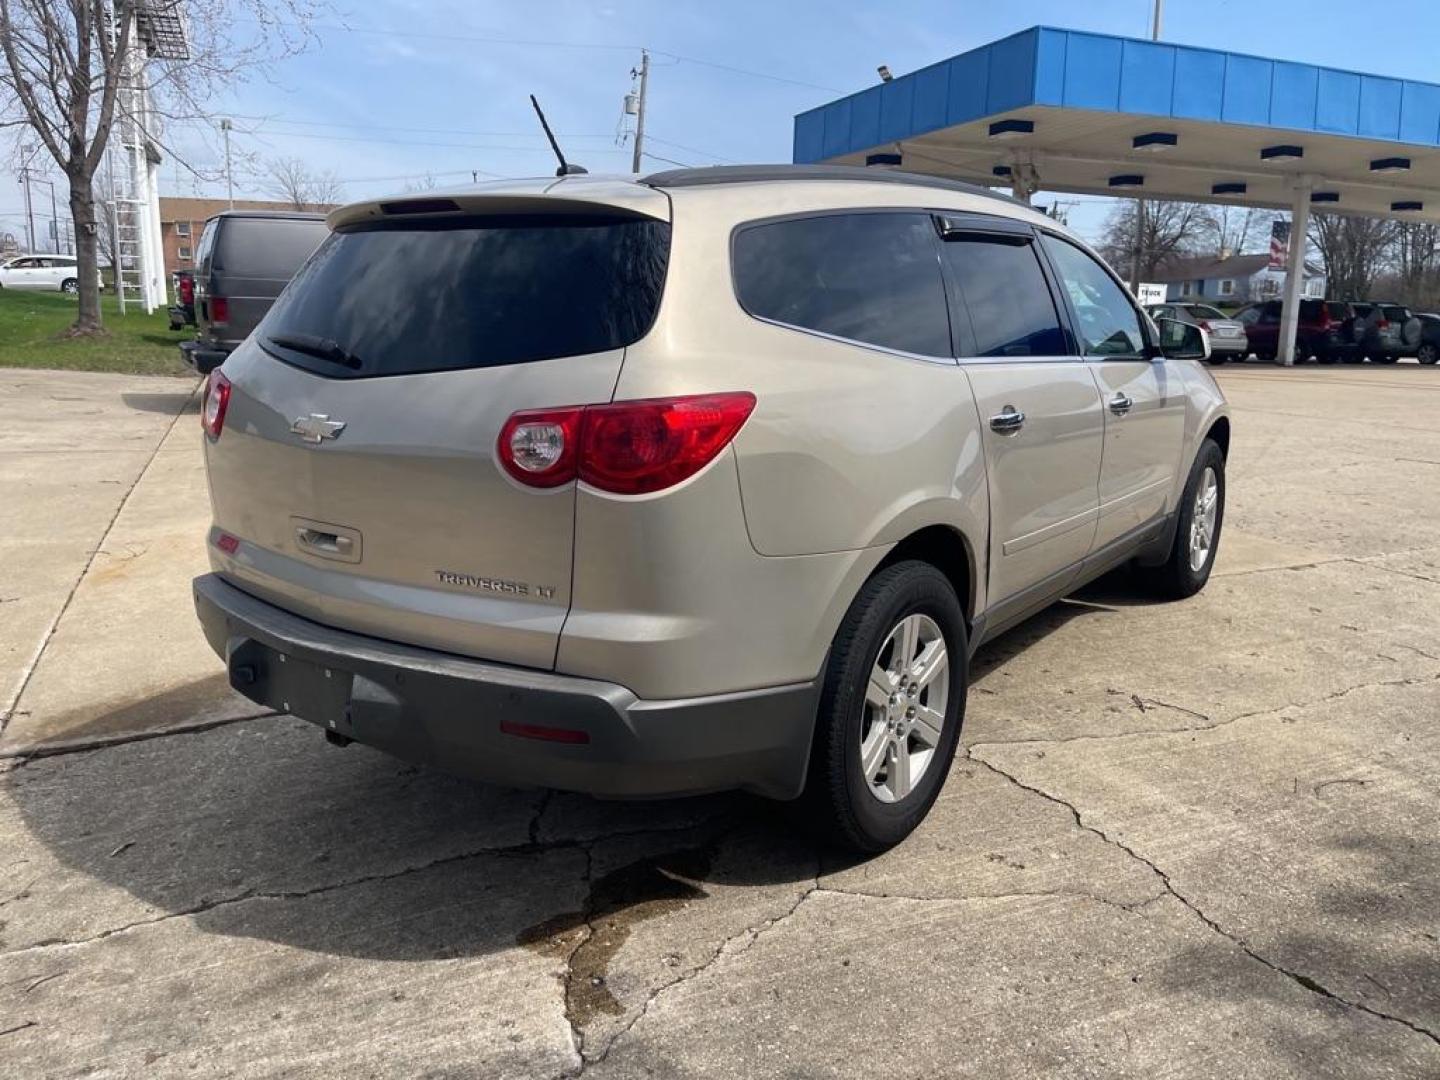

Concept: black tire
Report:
left=1205, top=353, right=1230, bottom=366
left=805, top=561, right=967, bottom=853
left=1419, top=343, right=1438, bottom=365
left=1340, top=353, right=1364, bottom=364
left=1137, top=439, right=1225, bottom=600
left=1373, top=355, right=1398, bottom=364
left=61, top=278, right=78, bottom=294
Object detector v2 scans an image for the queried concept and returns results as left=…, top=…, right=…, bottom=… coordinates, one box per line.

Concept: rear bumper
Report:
left=193, top=573, right=819, bottom=800
left=1208, top=336, right=1247, bottom=354
left=179, top=339, right=229, bottom=374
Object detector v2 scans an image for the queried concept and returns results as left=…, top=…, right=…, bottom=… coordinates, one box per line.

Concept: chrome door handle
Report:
left=296, top=526, right=353, bottom=554
left=1109, top=393, right=1133, bottom=416
left=989, top=406, right=1025, bottom=435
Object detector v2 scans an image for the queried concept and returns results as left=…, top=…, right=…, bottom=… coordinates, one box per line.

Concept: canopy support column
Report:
left=1277, top=181, right=1311, bottom=367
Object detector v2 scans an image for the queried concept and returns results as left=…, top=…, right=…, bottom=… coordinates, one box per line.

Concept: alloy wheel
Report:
left=860, top=613, right=948, bottom=803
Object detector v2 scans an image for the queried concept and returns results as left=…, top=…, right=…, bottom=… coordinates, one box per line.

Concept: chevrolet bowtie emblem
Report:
left=290, top=414, right=347, bottom=444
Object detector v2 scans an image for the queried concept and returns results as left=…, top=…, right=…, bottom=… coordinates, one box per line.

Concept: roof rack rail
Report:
left=641, top=164, right=1023, bottom=207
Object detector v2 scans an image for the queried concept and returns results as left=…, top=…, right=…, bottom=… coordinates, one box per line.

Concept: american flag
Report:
left=1268, top=221, right=1291, bottom=269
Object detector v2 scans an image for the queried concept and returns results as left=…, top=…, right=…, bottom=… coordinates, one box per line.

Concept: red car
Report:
left=1236, top=299, right=1356, bottom=363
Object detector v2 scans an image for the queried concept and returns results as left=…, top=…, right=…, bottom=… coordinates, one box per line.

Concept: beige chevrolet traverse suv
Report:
left=194, top=165, right=1229, bottom=852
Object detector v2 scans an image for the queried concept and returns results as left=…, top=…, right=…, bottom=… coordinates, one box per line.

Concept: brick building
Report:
left=158, top=197, right=334, bottom=278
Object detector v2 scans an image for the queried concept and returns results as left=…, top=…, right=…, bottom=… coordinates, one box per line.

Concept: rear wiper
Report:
left=262, top=332, right=362, bottom=370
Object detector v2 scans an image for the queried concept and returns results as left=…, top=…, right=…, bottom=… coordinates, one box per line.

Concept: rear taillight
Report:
left=498, top=407, right=583, bottom=488
left=497, top=392, right=757, bottom=495
left=1377, top=317, right=1390, bottom=330
left=209, top=296, right=229, bottom=324
left=201, top=372, right=231, bottom=439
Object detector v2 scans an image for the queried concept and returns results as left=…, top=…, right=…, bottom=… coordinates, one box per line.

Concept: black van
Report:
left=180, top=210, right=329, bottom=374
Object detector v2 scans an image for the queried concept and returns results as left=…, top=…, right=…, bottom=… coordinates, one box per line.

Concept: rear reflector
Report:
left=201, top=371, right=231, bottom=439
left=497, top=392, right=756, bottom=495
left=500, top=720, right=591, bottom=744
left=215, top=532, right=240, bottom=555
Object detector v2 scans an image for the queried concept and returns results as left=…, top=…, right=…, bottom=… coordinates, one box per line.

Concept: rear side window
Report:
left=732, top=212, right=950, bottom=357
left=259, top=215, right=670, bottom=378
left=215, top=218, right=329, bottom=278
left=941, top=236, right=1066, bottom=357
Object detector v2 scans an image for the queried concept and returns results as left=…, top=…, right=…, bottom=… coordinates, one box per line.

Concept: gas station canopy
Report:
left=793, top=26, right=1440, bottom=224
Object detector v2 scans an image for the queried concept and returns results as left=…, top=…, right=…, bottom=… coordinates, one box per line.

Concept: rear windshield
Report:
left=1382, top=305, right=1409, bottom=320
left=258, top=215, right=670, bottom=378
left=1186, top=305, right=1226, bottom=320
left=214, top=217, right=329, bottom=278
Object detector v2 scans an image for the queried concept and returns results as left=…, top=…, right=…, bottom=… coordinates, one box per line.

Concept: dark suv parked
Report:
left=179, top=210, right=329, bottom=375
left=1347, top=302, right=1422, bottom=363
left=1236, top=299, right=1355, bottom=363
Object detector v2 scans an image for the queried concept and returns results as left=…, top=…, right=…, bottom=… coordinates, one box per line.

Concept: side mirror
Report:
left=1155, top=317, right=1210, bottom=361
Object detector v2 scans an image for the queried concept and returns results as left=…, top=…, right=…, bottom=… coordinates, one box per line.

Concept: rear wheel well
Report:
left=1205, top=416, right=1230, bottom=459
left=875, top=526, right=974, bottom=628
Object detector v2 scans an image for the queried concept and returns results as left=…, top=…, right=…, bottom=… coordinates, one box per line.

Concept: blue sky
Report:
left=5, top=0, right=1440, bottom=249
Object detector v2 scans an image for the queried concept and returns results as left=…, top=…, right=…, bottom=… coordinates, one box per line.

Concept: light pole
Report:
left=220, top=118, right=234, bottom=209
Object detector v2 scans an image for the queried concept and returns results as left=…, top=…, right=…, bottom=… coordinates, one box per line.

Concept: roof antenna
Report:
left=530, top=95, right=588, bottom=177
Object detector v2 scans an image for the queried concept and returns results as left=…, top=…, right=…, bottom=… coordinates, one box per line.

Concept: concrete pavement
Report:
left=0, top=363, right=1437, bottom=1077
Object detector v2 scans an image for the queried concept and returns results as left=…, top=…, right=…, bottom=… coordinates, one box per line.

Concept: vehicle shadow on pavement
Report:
left=120, top=389, right=198, bottom=415
left=8, top=570, right=1161, bottom=970
left=8, top=703, right=815, bottom=965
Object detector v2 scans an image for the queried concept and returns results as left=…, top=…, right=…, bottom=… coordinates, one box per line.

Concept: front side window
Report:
left=1042, top=235, right=1146, bottom=358
left=733, top=212, right=950, bottom=357
left=941, top=235, right=1066, bottom=358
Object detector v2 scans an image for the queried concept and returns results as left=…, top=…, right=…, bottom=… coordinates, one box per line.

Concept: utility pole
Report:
left=630, top=50, right=650, bottom=174
left=20, top=167, right=35, bottom=252
left=1151, top=0, right=1164, bottom=39
left=220, top=118, right=234, bottom=209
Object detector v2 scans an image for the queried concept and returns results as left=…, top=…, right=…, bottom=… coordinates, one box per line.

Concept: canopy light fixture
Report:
left=1392, top=200, right=1424, bottom=212
left=865, top=152, right=902, bottom=167
left=1260, top=145, right=1304, bottom=161
left=1108, top=174, right=1145, bottom=189
left=992, top=164, right=1013, bottom=177
left=1212, top=182, right=1248, bottom=195
left=1370, top=157, right=1411, bottom=173
left=1133, top=131, right=1178, bottom=152
left=988, top=118, right=1034, bottom=139
left=1311, top=191, right=1340, bottom=204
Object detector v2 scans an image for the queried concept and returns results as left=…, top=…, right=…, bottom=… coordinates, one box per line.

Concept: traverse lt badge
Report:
left=290, top=414, right=347, bottom=444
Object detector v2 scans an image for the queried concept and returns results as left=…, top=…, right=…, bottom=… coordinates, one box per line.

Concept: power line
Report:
left=235, top=17, right=846, bottom=94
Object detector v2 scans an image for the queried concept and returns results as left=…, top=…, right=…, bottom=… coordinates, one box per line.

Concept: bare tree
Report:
left=1389, top=221, right=1440, bottom=308
left=1200, top=206, right=1276, bottom=258
left=1099, top=199, right=1212, bottom=283
left=402, top=172, right=439, bottom=193
left=0, top=1, right=322, bottom=334
left=266, top=155, right=343, bottom=211
left=1308, top=213, right=1396, bottom=299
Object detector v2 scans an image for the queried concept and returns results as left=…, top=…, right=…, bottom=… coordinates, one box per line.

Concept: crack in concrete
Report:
left=968, top=673, right=1440, bottom=750
left=810, top=883, right=1167, bottom=915
left=577, top=870, right=823, bottom=1076
left=0, top=709, right=279, bottom=762
left=965, top=749, right=1440, bottom=1049
left=1350, top=558, right=1440, bottom=588
left=0, top=821, right=713, bottom=961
